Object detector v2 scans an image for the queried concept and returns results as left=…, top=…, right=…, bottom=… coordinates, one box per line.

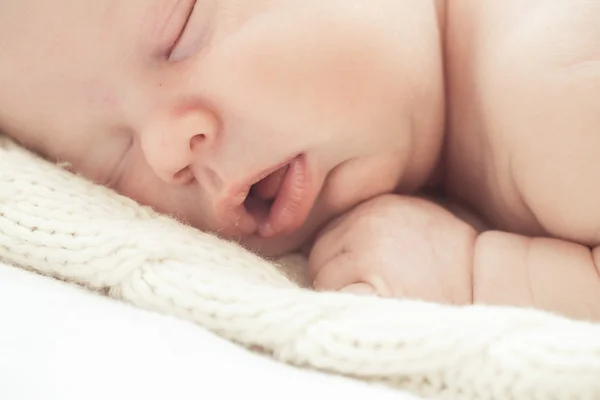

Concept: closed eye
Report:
left=167, top=0, right=198, bottom=60
left=168, top=0, right=215, bottom=62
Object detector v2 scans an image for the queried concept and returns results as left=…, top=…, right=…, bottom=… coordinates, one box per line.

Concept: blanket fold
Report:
left=1, top=134, right=599, bottom=400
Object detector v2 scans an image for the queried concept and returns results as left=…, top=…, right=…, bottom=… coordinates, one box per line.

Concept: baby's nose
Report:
left=140, top=108, right=219, bottom=185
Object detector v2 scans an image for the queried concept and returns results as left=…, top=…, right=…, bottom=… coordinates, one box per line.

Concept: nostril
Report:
left=190, top=133, right=206, bottom=151
left=173, top=166, right=195, bottom=185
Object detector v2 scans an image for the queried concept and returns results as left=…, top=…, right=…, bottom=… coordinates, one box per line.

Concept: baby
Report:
left=2, top=0, right=600, bottom=321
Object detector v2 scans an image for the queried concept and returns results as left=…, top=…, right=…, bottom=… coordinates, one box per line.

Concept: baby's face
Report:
left=0, top=0, right=444, bottom=255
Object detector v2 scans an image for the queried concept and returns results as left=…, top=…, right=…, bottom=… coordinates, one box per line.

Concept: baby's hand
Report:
left=308, top=195, right=476, bottom=305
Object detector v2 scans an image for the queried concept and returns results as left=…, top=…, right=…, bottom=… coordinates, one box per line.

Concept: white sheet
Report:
left=0, top=263, right=419, bottom=400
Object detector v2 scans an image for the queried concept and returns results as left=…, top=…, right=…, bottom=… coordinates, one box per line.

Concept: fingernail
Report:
left=340, top=283, right=377, bottom=296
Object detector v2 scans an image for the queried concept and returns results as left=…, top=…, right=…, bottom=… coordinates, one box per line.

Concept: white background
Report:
left=0, top=263, right=419, bottom=400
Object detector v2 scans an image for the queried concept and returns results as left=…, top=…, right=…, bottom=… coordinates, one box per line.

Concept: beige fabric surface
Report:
left=1, top=134, right=600, bottom=400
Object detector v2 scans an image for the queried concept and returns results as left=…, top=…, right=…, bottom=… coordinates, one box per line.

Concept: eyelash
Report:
left=166, top=0, right=197, bottom=60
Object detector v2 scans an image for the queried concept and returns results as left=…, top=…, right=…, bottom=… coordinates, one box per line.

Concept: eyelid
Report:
left=166, top=0, right=198, bottom=60
left=168, top=0, right=216, bottom=62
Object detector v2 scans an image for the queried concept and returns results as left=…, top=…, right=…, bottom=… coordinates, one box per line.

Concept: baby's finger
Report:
left=307, top=220, right=348, bottom=279
left=339, top=283, right=378, bottom=296
left=312, top=252, right=395, bottom=297
left=312, top=251, right=364, bottom=292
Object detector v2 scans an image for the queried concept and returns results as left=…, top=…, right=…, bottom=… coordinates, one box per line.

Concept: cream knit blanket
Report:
left=1, top=134, right=600, bottom=400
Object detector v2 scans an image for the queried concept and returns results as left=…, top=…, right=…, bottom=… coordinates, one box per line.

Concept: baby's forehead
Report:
left=3, top=1, right=152, bottom=51
left=0, top=3, right=158, bottom=142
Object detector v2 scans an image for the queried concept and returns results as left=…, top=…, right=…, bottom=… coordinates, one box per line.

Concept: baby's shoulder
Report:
left=448, top=0, right=600, bottom=61
left=445, top=0, right=600, bottom=245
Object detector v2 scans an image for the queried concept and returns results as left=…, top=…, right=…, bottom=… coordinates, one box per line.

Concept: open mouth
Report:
left=239, top=154, right=313, bottom=238
left=243, top=165, right=288, bottom=222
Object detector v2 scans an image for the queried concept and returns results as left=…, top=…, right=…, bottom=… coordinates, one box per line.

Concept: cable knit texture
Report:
left=1, top=134, right=600, bottom=400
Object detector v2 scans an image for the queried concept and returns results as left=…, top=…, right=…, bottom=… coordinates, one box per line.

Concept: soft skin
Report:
left=0, top=0, right=445, bottom=256
left=312, top=0, right=600, bottom=321
left=2, top=0, right=600, bottom=321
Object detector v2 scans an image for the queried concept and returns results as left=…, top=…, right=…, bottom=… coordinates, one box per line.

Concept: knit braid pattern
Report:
left=1, top=134, right=600, bottom=400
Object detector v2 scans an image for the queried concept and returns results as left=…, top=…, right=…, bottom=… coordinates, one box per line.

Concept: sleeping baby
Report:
left=1, top=0, right=600, bottom=321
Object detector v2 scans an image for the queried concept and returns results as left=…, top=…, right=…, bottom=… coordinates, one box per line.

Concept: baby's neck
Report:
left=436, top=0, right=447, bottom=31
left=403, top=0, right=449, bottom=195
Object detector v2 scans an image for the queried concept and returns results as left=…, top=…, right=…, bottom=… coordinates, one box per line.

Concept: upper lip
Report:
left=213, top=155, right=313, bottom=239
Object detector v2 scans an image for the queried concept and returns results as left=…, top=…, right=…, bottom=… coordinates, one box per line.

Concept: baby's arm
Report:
left=308, top=194, right=477, bottom=305
left=473, top=232, right=600, bottom=321
left=308, top=194, right=600, bottom=321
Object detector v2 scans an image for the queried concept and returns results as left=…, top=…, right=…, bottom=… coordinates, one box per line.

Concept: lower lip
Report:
left=258, top=154, right=314, bottom=238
